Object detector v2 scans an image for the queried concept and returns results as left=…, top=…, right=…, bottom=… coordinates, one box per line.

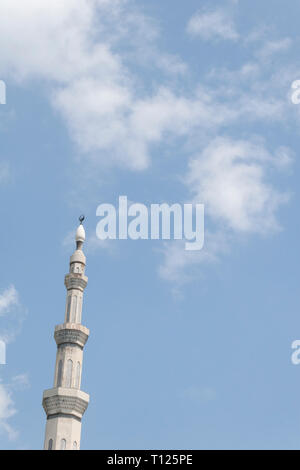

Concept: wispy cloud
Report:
left=186, top=8, right=239, bottom=41
left=0, top=0, right=296, bottom=288
left=0, top=0, right=293, bottom=176
left=0, top=285, right=25, bottom=344
left=0, top=286, right=18, bottom=317
left=186, top=137, right=291, bottom=234
left=256, top=37, right=292, bottom=61
left=85, top=233, right=118, bottom=256
left=0, top=382, right=17, bottom=440
left=0, top=284, right=27, bottom=442
left=159, top=137, right=292, bottom=284
left=159, top=12, right=297, bottom=284
left=62, top=229, right=117, bottom=256
left=159, top=232, right=230, bottom=285
left=0, top=374, right=30, bottom=442
left=11, top=374, right=30, bottom=390
left=0, top=0, right=190, bottom=172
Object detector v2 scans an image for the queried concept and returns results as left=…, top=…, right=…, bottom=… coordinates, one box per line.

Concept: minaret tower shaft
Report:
left=42, top=218, right=90, bottom=450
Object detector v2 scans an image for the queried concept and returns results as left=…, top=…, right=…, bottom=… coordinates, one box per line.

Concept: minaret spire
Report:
left=42, top=217, right=90, bottom=450
left=76, top=215, right=85, bottom=250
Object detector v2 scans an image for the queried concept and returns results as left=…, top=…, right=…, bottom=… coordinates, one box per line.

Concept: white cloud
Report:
left=153, top=23, right=297, bottom=283
left=0, top=0, right=118, bottom=83
left=159, top=232, right=229, bottom=284
left=155, top=54, right=187, bottom=76
left=0, top=0, right=292, bottom=175
left=0, top=0, right=191, bottom=171
left=53, top=82, right=238, bottom=170
left=186, top=137, right=291, bottom=234
left=0, top=285, right=27, bottom=442
left=256, top=38, right=292, bottom=61
left=85, top=233, right=117, bottom=255
left=187, top=8, right=239, bottom=41
left=0, top=286, right=19, bottom=317
left=0, top=375, right=30, bottom=441
left=11, top=374, right=30, bottom=390
left=62, top=229, right=77, bottom=251
left=63, top=228, right=117, bottom=255
left=0, top=383, right=17, bottom=440
left=0, top=285, right=25, bottom=345
left=159, top=138, right=292, bottom=284
left=3, top=0, right=283, bottom=175
left=0, top=1, right=295, bottom=287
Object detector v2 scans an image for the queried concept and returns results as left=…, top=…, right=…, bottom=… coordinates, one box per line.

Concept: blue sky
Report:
left=1, top=0, right=300, bottom=450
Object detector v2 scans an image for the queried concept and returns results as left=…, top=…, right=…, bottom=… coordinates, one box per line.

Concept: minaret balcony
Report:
left=54, top=323, right=89, bottom=348
left=42, top=387, right=89, bottom=420
left=64, top=274, right=88, bottom=291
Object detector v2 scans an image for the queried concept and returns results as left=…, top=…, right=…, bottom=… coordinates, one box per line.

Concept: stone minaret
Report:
left=42, top=218, right=90, bottom=450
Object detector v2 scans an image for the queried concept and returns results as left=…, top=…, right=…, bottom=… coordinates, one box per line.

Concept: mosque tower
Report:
left=42, top=217, right=90, bottom=450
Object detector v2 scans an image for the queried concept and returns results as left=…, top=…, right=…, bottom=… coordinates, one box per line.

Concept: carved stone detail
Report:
left=54, top=323, right=89, bottom=348
left=43, top=388, right=89, bottom=419
left=64, top=274, right=88, bottom=291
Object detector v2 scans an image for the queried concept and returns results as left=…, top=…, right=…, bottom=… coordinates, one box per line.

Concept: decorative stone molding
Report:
left=54, top=323, right=89, bottom=348
left=64, top=274, right=88, bottom=291
left=43, top=387, right=89, bottom=420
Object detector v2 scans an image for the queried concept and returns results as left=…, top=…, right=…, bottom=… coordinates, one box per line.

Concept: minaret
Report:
left=42, top=217, right=90, bottom=450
